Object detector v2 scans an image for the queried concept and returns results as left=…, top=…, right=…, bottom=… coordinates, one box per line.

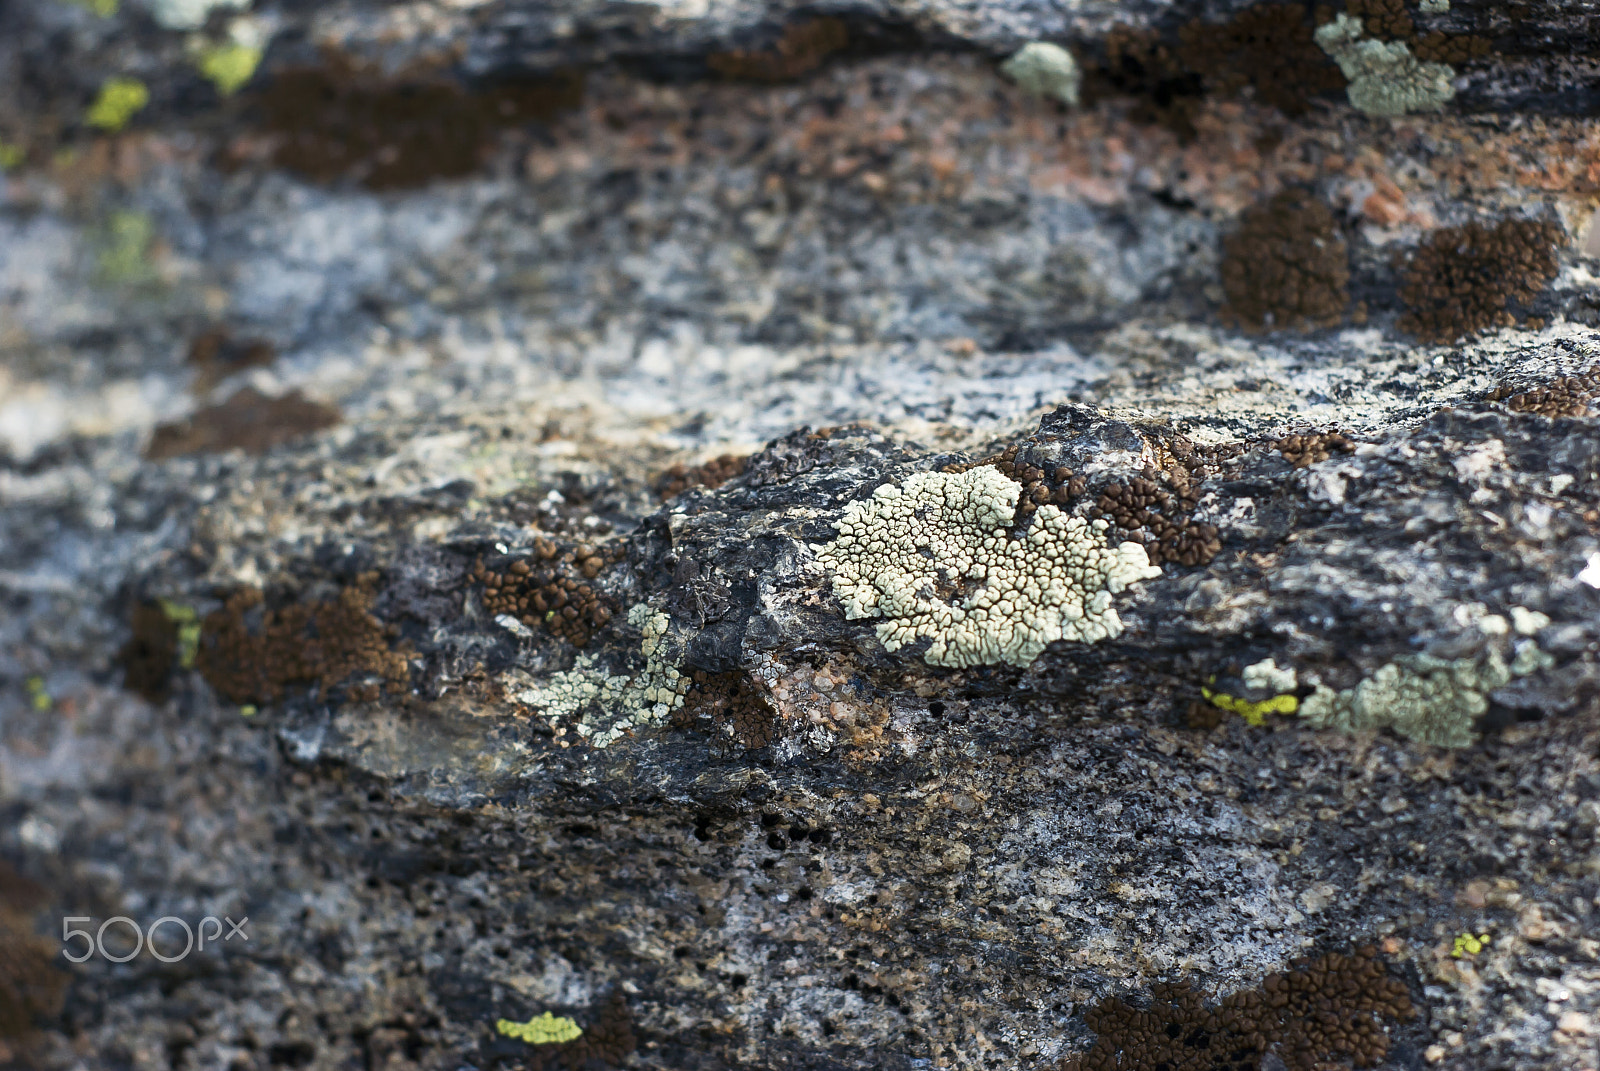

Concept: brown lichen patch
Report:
left=1097, top=475, right=1221, bottom=567
left=1221, top=189, right=1352, bottom=332
left=1177, top=3, right=1348, bottom=119
left=146, top=386, right=341, bottom=460
left=1411, top=31, right=1493, bottom=65
left=707, top=18, right=850, bottom=83
left=1398, top=218, right=1564, bottom=343
left=195, top=575, right=411, bottom=706
left=654, top=453, right=748, bottom=500
left=1275, top=430, right=1356, bottom=466
left=1060, top=946, right=1416, bottom=1071
left=118, top=601, right=179, bottom=702
left=509, top=992, right=635, bottom=1071
left=1489, top=366, right=1600, bottom=418
left=0, top=864, right=65, bottom=1041
left=1346, top=0, right=1414, bottom=41
left=470, top=538, right=621, bottom=648
left=675, top=670, right=776, bottom=750
left=252, top=58, right=582, bottom=190
left=187, top=327, right=275, bottom=395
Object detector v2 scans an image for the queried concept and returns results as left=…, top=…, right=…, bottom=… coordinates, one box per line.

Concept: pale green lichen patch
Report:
left=1000, top=42, right=1080, bottom=107
left=1315, top=14, right=1455, bottom=118
left=496, top=1012, right=583, bottom=1045
left=815, top=466, right=1161, bottom=668
left=1299, top=643, right=1552, bottom=748
left=197, top=41, right=263, bottom=96
left=86, top=78, right=150, bottom=132
left=514, top=603, right=687, bottom=748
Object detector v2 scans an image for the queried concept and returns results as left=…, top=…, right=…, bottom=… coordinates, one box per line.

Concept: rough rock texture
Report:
left=2, top=0, right=1600, bottom=1069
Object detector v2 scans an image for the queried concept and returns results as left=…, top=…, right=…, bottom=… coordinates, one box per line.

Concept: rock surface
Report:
left=2, top=0, right=1600, bottom=1069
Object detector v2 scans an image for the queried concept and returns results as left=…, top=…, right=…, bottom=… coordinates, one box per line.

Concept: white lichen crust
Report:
left=514, top=603, right=688, bottom=748
left=816, top=466, right=1161, bottom=668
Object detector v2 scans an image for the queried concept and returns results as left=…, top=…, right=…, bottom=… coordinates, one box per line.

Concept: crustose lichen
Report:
left=815, top=466, right=1161, bottom=668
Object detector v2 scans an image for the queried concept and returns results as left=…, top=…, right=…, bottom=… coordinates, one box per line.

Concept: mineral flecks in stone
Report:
left=674, top=669, right=776, bottom=751
left=817, top=466, right=1161, bottom=668
left=1397, top=218, right=1564, bottom=342
left=707, top=18, right=850, bottom=83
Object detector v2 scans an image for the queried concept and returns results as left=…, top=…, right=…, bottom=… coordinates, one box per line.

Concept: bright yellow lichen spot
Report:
left=25, top=677, right=51, bottom=712
left=197, top=42, right=263, bottom=96
left=1452, top=932, right=1491, bottom=958
left=496, top=1013, right=583, bottom=1045
left=1200, top=682, right=1299, bottom=726
left=86, top=78, right=150, bottom=132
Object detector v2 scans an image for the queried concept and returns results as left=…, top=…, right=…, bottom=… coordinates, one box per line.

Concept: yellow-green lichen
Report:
left=1452, top=932, right=1490, bottom=958
left=1001, top=42, right=1080, bottom=107
left=24, top=676, right=51, bottom=712
left=158, top=600, right=202, bottom=668
left=0, top=140, right=24, bottom=171
left=86, top=78, right=150, bottom=132
left=496, top=1012, right=584, bottom=1045
left=1201, top=683, right=1299, bottom=726
left=96, top=211, right=157, bottom=285
left=64, top=0, right=120, bottom=15
left=196, top=42, right=263, bottom=96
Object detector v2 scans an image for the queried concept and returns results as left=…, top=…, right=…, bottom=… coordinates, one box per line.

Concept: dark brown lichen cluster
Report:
left=673, top=669, right=776, bottom=750
left=980, top=444, right=1089, bottom=525
left=196, top=575, right=411, bottom=706
left=1398, top=218, right=1564, bottom=343
left=1098, top=475, right=1221, bottom=567
left=187, top=327, right=275, bottom=395
left=0, top=864, right=66, bottom=1041
left=251, top=59, right=583, bottom=190
left=146, top=386, right=341, bottom=460
left=508, top=993, right=635, bottom=1071
left=707, top=18, right=850, bottom=83
left=470, top=538, right=620, bottom=647
left=1275, top=430, right=1356, bottom=467
left=655, top=453, right=748, bottom=500
left=119, top=601, right=180, bottom=702
left=1222, top=190, right=1353, bottom=332
left=1088, top=5, right=1344, bottom=138
left=1343, top=0, right=1491, bottom=63
left=1061, top=947, right=1416, bottom=1071
left=1488, top=366, right=1600, bottom=418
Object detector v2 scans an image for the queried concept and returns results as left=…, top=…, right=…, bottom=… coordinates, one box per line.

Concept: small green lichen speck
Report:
left=96, top=211, right=156, bottom=285
left=86, top=78, right=150, bottom=132
left=1315, top=14, right=1455, bottom=117
left=816, top=466, right=1161, bottom=668
left=197, top=42, right=263, bottom=97
left=159, top=600, right=202, bottom=668
left=65, top=0, right=120, bottom=16
left=24, top=677, right=51, bottom=713
left=0, top=141, right=24, bottom=171
left=1452, top=932, right=1490, bottom=958
left=496, top=1012, right=583, bottom=1045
